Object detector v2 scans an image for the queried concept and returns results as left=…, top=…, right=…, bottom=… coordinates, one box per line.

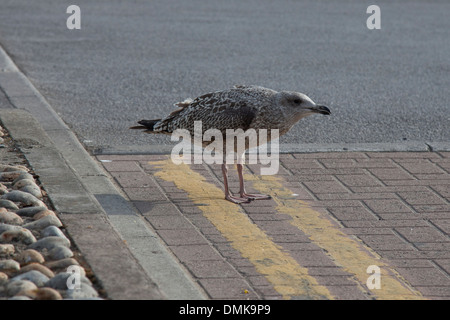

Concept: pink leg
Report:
left=222, top=164, right=252, bottom=204
left=237, top=164, right=272, bottom=200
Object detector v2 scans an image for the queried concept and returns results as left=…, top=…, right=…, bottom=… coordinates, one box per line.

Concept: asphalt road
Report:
left=0, top=0, right=449, bottom=151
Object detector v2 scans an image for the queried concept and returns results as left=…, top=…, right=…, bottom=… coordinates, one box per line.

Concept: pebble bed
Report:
left=0, top=126, right=102, bottom=300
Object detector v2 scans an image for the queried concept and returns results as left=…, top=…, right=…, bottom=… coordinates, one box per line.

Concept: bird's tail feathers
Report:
left=129, top=119, right=161, bottom=131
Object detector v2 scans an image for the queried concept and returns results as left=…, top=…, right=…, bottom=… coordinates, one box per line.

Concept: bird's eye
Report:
left=293, top=99, right=302, bottom=104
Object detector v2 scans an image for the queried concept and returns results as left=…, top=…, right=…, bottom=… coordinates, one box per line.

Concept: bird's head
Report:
left=275, top=91, right=331, bottom=121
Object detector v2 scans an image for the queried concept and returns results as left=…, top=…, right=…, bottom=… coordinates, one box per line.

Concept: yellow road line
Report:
left=150, top=159, right=333, bottom=299
left=246, top=173, right=425, bottom=300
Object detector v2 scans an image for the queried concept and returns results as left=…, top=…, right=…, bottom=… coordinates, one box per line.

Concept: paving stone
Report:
left=337, top=174, right=383, bottom=187
left=256, top=220, right=305, bottom=235
left=395, top=268, right=450, bottom=287
left=100, top=160, right=142, bottom=172
left=132, top=201, right=179, bottom=216
left=316, top=192, right=398, bottom=201
left=303, top=180, right=350, bottom=194
left=123, top=187, right=167, bottom=201
left=319, top=158, right=357, bottom=169
left=434, top=259, right=450, bottom=275
left=170, top=244, right=222, bottom=262
left=357, top=234, right=415, bottom=251
left=100, top=151, right=450, bottom=300
left=350, top=185, right=429, bottom=193
left=364, top=199, right=414, bottom=213
left=326, top=285, right=370, bottom=300
left=414, top=242, right=450, bottom=251
left=414, top=204, right=450, bottom=213
left=368, top=168, right=415, bottom=181
left=388, top=259, right=435, bottom=268
left=248, top=213, right=292, bottom=221
left=368, top=152, right=441, bottom=159
left=328, top=206, right=379, bottom=221
left=397, top=161, right=447, bottom=175
left=111, top=172, right=158, bottom=188
left=414, top=173, right=450, bottom=180
left=397, top=190, right=447, bottom=205
left=199, top=278, right=258, bottom=299
left=290, top=250, right=338, bottom=267
left=157, top=229, right=207, bottom=246
left=183, top=260, right=240, bottom=279
left=293, top=152, right=368, bottom=159
left=414, top=286, right=450, bottom=298
left=431, top=219, right=450, bottom=235
left=270, top=233, right=312, bottom=243
left=145, top=215, right=193, bottom=229
left=280, top=159, right=323, bottom=169
left=395, top=227, right=450, bottom=244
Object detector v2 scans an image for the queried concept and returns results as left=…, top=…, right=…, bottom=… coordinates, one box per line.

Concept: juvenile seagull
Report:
left=131, top=85, right=330, bottom=204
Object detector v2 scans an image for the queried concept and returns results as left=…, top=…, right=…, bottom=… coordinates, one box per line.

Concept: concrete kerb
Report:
left=0, top=45, right=206, bottom=300
left=94, top=141, right=450, bottom=156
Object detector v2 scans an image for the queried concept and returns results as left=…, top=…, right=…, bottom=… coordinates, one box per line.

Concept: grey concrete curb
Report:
left=0, top=45, right=206, bottom=299
left=94, top=140, right=450, bottom=156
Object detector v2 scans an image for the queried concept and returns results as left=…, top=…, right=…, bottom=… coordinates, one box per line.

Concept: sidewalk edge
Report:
left=0, top=45, right=206, bottom=300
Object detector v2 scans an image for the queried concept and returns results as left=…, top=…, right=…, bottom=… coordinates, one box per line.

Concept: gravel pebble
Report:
left=65, top=283, right=99, bottom=299
left=20, top=263, right=55, bottom=278
left=8, top=295, right=32, bottom=300
left=0, top=171, right=27, bottom=182
left=0, top=243, right=15, bottom=254
left=20, top=184, right=43, bottom=199
left=0, top=223, right=20, bottom=234
left=15, top=206, right=47, bottom=217
left=11, top=270, right=50, bottom=287
left=0, top=271, right=8, bottom=284
left=0, top=199, right=19, bottom=210
left=16, top=249, right=45, bottom=265
left=45, top=271, right=91, bottom=290
left=0, top=211, right=23, bottom=225
left=12, top=179, right=36, bottom=189
left=33, top=210, right=56, bottom=220
left=0, top=184, right=8, bottom=195
left=48, top=246, right=74, bottom=260
left=0, top=227, right=37, bottom=244
left=6, top=279, right=37, bottom=296
left=2, top=190, right=46, bottom=207
left=28, top=236, right=70, bottom=251
left=23, top=215, right=62, bottom=230
left=20, top=287, right=63, bottom=300
left=0, top=164, right=28, bottom=172
left=0, top=259, right=20, bottom=272
left=12, top=172, right=34, bottom=184
left=41, top=225, right=66, bottom=239
left=45, top=258, right=80, bottom=271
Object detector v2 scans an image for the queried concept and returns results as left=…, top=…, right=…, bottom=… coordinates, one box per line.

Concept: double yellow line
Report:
left=150, top=159, right=424, bottom=300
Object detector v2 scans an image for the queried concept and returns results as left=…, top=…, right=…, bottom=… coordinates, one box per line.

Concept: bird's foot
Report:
left=225, top=194, right=253, bottom=204
left=241, top=193, right=272, bottom=200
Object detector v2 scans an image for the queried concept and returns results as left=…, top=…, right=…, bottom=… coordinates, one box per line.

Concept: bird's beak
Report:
left=309, top=105, right=331, bottom=115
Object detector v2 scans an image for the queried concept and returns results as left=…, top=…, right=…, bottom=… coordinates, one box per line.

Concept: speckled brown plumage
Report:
left=132, top=85, right=329, bottom=138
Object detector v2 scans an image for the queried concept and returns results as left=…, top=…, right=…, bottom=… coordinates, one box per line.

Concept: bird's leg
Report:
left=222, top=163, right=252, bottom=204
left=236, top=163, right=272, bottom=200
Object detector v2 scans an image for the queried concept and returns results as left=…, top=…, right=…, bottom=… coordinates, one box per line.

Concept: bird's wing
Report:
left=154, top=89, right=258, bottom=134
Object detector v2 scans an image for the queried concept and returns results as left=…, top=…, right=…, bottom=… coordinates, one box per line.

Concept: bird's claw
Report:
left=225, top=193, right=272, bottom=204
left=225, top=195, right=253, bottom=204
left=241, top=193, right=272, bottom=200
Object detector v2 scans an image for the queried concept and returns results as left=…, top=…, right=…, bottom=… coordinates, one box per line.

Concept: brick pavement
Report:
left=98, top=151, right=450, bottom=300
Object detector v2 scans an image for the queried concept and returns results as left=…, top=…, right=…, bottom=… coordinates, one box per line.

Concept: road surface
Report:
left=0, top=0, right=449, bottom=151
